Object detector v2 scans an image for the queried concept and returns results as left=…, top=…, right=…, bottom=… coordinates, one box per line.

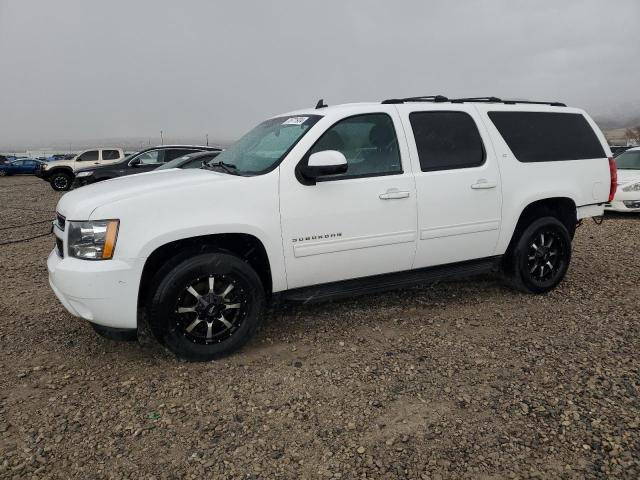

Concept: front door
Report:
left=398, top=105, right=502, bottom=268
left=279, top=110, right=418, bottom=289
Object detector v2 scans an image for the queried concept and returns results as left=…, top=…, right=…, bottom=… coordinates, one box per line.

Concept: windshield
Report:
left=615, top=150, right=640, bottom=170
left=206, top=115, right=321, bottom=174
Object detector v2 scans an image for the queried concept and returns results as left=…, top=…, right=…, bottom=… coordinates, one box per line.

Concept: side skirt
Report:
left=280, top=256, right=503, bottom=304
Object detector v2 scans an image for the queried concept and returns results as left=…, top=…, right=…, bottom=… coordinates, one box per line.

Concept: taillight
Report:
left=608, top=157, right=617, bottom=202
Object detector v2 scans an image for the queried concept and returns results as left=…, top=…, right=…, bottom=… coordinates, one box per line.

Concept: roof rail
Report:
left=381, top=96, right=566, bottom=107
left=381, top=95, right=449, bottom=104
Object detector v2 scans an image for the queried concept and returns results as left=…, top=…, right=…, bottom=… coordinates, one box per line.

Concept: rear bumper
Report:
left=47, top=249, right=144, bottom=329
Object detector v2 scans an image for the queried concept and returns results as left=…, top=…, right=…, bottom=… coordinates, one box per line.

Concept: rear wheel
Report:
left=148, top=252, right=265, bottom=361
left=0, top=171, right=7, bottom=177
left=503, top=216, right=571, bottom=294
left=50, top=172, right=72, bottom=191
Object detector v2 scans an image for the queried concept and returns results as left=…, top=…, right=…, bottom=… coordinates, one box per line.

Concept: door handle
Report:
left=379, top=189, right=410, bottom=200
left=471, top=179, right=497, bottom=190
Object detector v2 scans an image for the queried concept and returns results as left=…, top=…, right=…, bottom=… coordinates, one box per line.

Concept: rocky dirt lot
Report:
left=0, top=176, right=639, bottom=479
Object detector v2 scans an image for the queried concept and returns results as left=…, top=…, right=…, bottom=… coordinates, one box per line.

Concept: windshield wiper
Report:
left=203, top=160, right=239, bottom=175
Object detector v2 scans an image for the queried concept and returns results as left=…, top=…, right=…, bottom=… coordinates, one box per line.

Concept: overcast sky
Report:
left=1, top=0, right=639, bottom=148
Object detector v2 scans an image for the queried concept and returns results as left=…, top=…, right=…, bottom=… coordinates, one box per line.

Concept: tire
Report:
left=148, top=252, right=265, bottom=361
left=91, top=323, right=138, bottom=341
left=503, top=216, right=572, bottom=294
left=50, top=172, right=72, bottom=191
left=0, top=171, right=7, bottom=177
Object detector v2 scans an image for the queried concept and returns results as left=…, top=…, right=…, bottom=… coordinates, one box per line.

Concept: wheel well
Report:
left=507, top=197, right=577, bottom=255
left=137, top=233, right=272, bottom=307
left=45, top=167, right=74, bottom=179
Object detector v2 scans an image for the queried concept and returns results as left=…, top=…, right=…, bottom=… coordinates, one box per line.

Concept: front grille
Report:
left=56, top=213, right=66, bottom=231
left=55, top=237, right=64, bottom=258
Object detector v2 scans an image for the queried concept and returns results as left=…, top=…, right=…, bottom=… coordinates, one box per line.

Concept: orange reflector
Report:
left=102, top=220, right=119, bottom=259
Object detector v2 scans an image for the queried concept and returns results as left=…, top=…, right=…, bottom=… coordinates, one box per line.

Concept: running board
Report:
left=281, top=256, right=502, bottom=304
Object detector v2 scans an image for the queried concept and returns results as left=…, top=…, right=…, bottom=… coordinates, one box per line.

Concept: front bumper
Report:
left=604, top=191, right=640, bottom=212
left=47, top=241, right=144, bottom=329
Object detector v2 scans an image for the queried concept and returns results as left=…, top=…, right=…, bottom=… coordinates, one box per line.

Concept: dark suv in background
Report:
left=72, top=145, right=221, bottom=188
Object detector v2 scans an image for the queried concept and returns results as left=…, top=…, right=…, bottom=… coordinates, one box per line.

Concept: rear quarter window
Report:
left=488, top=112, right=605, bottom=162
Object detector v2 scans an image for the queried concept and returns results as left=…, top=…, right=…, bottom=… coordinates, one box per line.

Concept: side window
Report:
left=135, top=150, right=162, bottom=165
left=101, top=149, right=121, bottom=160
left=165, top=149, right=196, bottom=162
left=77, top=150, right=99, bottom=162
left=410, top=111, right=485, bottom=172
left=488, top=112, right=605, bottom=162
left=306, top=113, right=402, bottom=179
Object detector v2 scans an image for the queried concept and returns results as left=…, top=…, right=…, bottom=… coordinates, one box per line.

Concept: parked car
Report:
left=36, top=148, right=125, bottom=191
left=72, top=146, right=221, bottom=188
left=155, top=150, right=221, bottom=171
left=0, top=158, right=44, bottom=176
left=605, top=147, right=640, bottom=212
left=611, top=145, right=633, bottom=157
left=49, top=96, right=614, bottom=361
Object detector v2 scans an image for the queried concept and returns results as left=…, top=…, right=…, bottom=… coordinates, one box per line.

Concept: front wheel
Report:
left=50, top=172, right=72, bottom=191
left=148, top=252, right=265, bottom=361
left=503, top=216, right=572, bottom=294
left=0, top=170, right=7, bottom=177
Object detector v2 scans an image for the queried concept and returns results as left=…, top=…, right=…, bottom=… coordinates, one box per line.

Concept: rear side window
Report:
left=488, top=112, right=605, bottom=162
left=77, top=150, right=99, bottom=161
left=102, top=149, right=120, bottom=160
left=409, top=111, right=485, bottom=171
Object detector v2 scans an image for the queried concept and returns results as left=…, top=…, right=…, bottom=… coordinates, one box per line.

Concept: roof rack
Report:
left=381, top=96, right=566, bottom=107
left=381, top=95, right=449, bottom=104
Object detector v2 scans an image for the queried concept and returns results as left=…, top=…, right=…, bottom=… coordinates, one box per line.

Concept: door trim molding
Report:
left=420, top=219, right=499, bottom=240
left=293, top=230, right=416, bottom=258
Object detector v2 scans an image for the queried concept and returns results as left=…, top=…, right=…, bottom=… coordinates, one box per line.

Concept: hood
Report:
left=616, top=169, right=640, bottom=186
left=57, top=168, right=234, bottom=219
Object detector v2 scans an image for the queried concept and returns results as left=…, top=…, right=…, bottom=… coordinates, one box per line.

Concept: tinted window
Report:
left=165, top=149, right=197, bottom=162
left=409, top=111, right=484, bottom=172
left=135, top=150, right=162, bottom=165
left=307, top=113, right=402, bottom=179
left=102, top=149, right=120, bottom=160
left=488, top=112, right=605, bottom=162
left=77, top=150, right=99, bottom=161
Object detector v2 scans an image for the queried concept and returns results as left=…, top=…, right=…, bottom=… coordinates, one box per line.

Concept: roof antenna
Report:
left=315, top=98, right=327, bottom=109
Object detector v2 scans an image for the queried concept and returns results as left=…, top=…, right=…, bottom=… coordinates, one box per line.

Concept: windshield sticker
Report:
left=282, top=116, right=309, bottom=126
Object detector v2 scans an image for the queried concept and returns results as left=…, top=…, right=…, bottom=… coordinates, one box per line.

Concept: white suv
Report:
left=37, top=147, right=125, bottom=191
left=48, top=96, right=616, bottom=361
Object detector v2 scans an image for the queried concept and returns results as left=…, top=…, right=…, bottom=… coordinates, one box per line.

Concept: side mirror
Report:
left=301, top=150, right=347, bottom=182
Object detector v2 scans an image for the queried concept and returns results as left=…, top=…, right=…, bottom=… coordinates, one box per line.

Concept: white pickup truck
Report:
left=48, top=96, right=616, bottom=361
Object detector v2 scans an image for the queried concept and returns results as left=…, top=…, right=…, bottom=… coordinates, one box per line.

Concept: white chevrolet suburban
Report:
left=48, top=96, right=616, bottom=361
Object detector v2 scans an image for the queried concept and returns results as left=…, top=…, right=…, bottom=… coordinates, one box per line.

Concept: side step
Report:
left=281, top=256, right=502, bottom=304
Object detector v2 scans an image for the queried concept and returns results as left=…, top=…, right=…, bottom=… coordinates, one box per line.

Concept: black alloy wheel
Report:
left=149, top=252, right=265, bottom=361
left=50, top=173, right=72, bottom=191
left=504, top=216, right=572, bottom=294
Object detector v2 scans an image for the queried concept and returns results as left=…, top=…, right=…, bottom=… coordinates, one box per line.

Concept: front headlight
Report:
left=76, top=171, right=93, bottom=178
left=67, top=220, right=119, bottom=260
left=622, top=183, right=640, bottom=192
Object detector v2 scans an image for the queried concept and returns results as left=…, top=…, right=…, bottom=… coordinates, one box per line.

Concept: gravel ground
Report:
left=1, top=176, right=639, bottom=479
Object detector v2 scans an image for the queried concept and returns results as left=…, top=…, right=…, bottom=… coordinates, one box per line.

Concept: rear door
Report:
left=397, top=104, right=502, bottom=268
left=99, top=149, right=123, bottom=165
